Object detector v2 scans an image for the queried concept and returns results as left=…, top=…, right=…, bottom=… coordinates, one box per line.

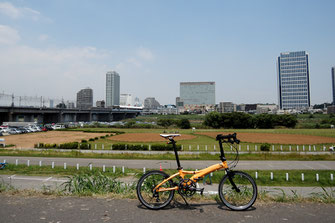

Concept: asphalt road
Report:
left=1, top=195, right=334, bottom=223
left=1, top=156, right=335, bottom=170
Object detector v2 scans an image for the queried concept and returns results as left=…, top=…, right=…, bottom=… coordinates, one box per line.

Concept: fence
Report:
left=52, top=143, right=333, bottom=153
left=3, top=158, right=335, bottom=183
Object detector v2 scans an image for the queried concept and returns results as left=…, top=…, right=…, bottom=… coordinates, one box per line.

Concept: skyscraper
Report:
left=76, top=87, right=93, bottom=109
left=332, top=67, right=335, bottom=104
left=277, top=51, right=311, bottom=110
left=106, top=71, right=120, bottom=107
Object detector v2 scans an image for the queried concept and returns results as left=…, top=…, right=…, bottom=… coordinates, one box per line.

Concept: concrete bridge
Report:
left=0, top=106, right=142, bottom=124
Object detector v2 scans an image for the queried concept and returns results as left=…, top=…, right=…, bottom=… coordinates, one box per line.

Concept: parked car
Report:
left=53, top=124, right=65, bottom=130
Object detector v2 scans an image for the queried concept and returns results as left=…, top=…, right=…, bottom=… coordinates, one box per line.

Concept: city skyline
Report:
left=0, top=1, right=334, bottom=105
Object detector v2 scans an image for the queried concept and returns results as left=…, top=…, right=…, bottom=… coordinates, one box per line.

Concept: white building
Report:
left=120, top=93, right=133, bottom=106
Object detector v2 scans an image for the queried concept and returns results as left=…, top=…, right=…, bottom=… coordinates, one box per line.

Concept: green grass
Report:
left=160, top=169, right=335, bottom=187
left=0, top=163, right=135, bottom=176
left=1, top=149, right=335, bottom=161
left=1, top=164, right=335, bottom=187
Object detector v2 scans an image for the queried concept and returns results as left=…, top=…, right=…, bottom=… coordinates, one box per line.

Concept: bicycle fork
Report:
left=226, top=170, right=240, bottom=193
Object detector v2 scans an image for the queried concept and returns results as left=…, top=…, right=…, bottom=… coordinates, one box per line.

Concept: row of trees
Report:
left=157, top=118, right=191, bottom=129
left=203, top=112, right=297, bottom=129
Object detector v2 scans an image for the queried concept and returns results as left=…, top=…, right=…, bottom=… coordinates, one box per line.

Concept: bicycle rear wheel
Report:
left=219, top=171, right=257, bottom=211
left=137, top=170, right=175, bottom=210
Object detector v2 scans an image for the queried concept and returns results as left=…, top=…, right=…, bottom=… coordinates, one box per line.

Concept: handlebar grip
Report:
left=216, top=133, right=240, bottom=144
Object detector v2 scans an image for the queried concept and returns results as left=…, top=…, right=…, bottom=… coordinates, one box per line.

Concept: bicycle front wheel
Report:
left=137, top=170, right=175, bottom=210
left=219, top=171, right=257, bottom=211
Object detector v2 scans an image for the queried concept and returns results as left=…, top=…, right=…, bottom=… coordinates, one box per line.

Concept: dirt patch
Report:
left=109, top=133, right=196, bottom=142
left=1, top=131, right=107, bottom=148
left=196, top=132, right=335, bottom=145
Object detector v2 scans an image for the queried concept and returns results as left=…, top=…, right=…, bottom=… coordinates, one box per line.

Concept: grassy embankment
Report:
left=1, top=164, right=334, bottom=187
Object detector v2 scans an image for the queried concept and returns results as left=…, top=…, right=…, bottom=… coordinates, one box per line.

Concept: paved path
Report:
left=1, top=195, right=334, bottom=223
left=1, top=156, right=335, bottom=170
left=1, top=174, right=333, bottom=198
left=12, top=147, right=334, bottom=155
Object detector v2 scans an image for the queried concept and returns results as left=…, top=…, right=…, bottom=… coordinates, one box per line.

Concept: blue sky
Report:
left=0, top=0, right=334, bottom=105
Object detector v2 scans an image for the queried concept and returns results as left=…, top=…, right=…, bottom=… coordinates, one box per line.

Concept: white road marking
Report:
left=8, top=174, right=16, bottom=179
left=44, top=177, right=53, bottom=182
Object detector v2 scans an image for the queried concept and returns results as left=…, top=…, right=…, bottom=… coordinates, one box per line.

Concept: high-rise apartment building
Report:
left=76, top=87, right=93, bottom=109
left=277, top=51, right=311, bottom=110
left=180, top=82, right=215, bottom=105
left=106, top=71, right=120, bottom=107
left=332, top=67, right=335, bottom=104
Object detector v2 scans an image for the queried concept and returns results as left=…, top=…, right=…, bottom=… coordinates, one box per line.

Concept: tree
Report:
left=177, top=118, right=191, bottom=129
left=157, top=119, right=174, bottom=128
left=255, top=114, right=275, bottom=129
left=203, top=112, right=222, bottom=128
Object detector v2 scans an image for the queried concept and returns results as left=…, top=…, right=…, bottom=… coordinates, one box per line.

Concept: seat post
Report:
left=171, top=139, right=182, bottom=170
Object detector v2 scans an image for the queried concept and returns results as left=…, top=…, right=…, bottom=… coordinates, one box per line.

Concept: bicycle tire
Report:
left=218, top=171, right=257, bottom=211
left=137, top=170, right=175, bottom=210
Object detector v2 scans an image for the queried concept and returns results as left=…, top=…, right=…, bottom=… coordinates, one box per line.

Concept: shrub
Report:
left=112, top=144, right=126, bottom=150
left=81, top=139, right=88, bottom=143
left=177, top=118, right=191, bottom=129
left=95, top=137, right=99, bottom=140
left=110, top=144, right=149, bottom=151
left=260, top=143, right=270, bottom=152
left=59, top=142, right=79, bottom=149
left=79, top=143, right=91, bottom=150
left=100, top=136, right=105, bottom=139
left=151, top=144, right=182, bottom=151
left=157, top=119, right=175, bottom=128
left=89, top=138, right=95, bottom=141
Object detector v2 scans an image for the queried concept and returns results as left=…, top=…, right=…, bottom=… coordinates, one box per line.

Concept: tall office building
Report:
left=277, top=51, right=311, bottom=110
left=76, top=87, right=93, bottom=109
left=106, top=71, right=120, bottom=107
left=180, top=82, right=215, bottom=105
left=332, top=67, right=335, bottom=104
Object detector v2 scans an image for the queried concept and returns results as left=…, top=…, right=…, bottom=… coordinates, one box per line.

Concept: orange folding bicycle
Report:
left=136, top=133, right=257, bottom=211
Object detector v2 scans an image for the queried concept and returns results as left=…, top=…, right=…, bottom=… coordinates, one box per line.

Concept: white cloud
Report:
left=0, top=25, right=20, bottom=44
left=136, top=46, right=154, bottom=61
left=0, top=2, right=20, bottom=18
left=0, top=2, right=44, bottom=21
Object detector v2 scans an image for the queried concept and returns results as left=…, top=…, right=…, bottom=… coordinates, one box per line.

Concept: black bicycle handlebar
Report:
left=216, top=133, right=240, bottom=144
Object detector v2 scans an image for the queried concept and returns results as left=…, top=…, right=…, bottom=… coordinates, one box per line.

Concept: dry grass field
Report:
left=1, top=131, right=107, bottom=148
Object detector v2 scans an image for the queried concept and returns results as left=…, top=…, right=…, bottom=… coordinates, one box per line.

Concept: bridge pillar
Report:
left=89, top=112, right=92, bottom=122
left=59, top=112, right=64, bottom=123
left=8, top=112, right=13, bottom=122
